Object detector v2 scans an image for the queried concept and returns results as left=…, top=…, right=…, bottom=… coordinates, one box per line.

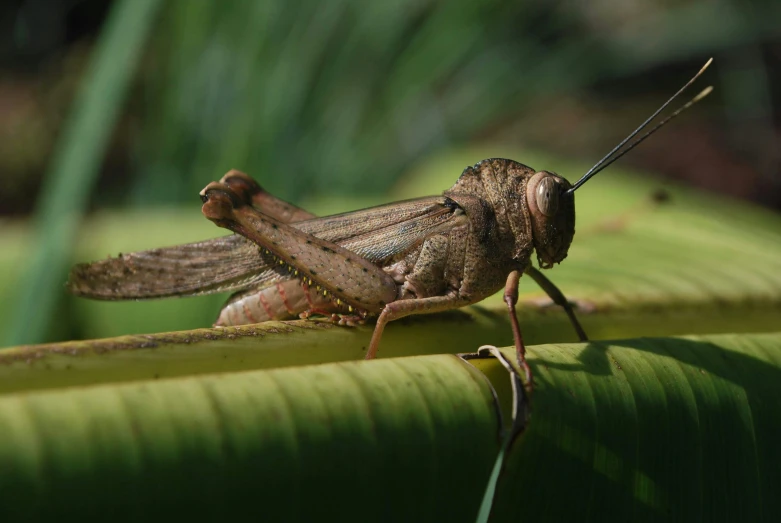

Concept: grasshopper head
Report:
left=522, top=60, right=714, bottom=270
left=526, top=171, right=575, bottom=269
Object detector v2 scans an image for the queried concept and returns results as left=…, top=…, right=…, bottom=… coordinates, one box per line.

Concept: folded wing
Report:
left=67, top=235, right=275, bottom=299
left=67, top=196, right=462, bottom=300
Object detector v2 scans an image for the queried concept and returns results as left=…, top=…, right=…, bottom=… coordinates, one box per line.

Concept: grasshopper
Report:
left=67, top=60, right=712, bottom=385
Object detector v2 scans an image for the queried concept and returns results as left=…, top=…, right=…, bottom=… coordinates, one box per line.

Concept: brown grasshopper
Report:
left=67, top=60, right=712, bottom=385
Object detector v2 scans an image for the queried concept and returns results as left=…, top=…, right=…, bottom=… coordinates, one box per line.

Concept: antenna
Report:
left=567, top=58, right=713, bottom=194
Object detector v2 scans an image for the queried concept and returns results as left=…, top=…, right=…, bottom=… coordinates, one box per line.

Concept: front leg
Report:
left=502, top=268, right=587, bottom=394
left=200, top=183, right=398, bottom=315
left=503, top=270, right=533, bottom=392
left=525, top=266, right=588, bottom=342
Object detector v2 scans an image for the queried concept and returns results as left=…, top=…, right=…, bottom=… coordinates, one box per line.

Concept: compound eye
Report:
left=536, top=177, right=559, bottom=217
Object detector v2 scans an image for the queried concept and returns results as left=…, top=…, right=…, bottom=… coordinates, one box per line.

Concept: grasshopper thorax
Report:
left=526, top=170, right=575, bottom=269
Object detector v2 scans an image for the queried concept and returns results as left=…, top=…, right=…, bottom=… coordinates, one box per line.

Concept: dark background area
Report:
left=1, top=0, right=779, bottom=216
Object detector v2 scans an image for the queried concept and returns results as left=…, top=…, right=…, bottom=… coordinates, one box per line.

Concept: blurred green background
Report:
left=0, top=0, right=779, bottom=347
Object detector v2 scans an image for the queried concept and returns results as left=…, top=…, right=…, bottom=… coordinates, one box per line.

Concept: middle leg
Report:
left=365, top=293, right=466, bottom=360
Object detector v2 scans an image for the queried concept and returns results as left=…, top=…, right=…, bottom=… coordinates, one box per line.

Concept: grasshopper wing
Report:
left=67, top=196, right=461, bottom=301
left=294, top=196, right=461, bottom=264
left=67, top=235, right=273, bottom=299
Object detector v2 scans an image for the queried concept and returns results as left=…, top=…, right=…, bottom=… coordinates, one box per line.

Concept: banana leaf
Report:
left=0, top=332, right=779, bottom=521
left=488, top=332, right=781, bottom=521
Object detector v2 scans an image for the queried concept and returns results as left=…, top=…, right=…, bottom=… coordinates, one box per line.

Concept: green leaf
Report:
left=0, top=333, right=779, bottom=521
left=488, top=332, right=781, bottom=521
left=0, top=354, right=499, bottom=522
